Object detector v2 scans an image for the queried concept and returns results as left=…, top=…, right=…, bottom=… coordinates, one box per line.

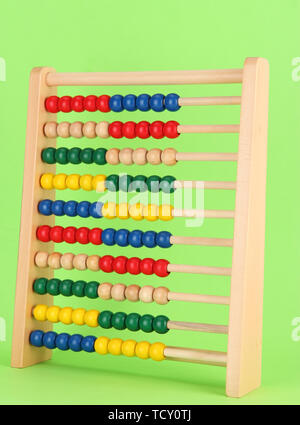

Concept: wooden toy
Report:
left=11, top=58, right=269, bottom=397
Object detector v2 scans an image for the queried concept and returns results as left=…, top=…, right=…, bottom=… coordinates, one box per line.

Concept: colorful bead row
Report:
left=33, top=304, right=169, bottom=334
left=37, top=225, right=172, bottom=248
left=30, top=330, right=166, bottom=360
left=34, top=251, right=170, bottom=277
left=45, top=93, right=180, bottom=113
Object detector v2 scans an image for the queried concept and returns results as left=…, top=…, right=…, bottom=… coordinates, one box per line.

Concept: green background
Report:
left=0, top=0, right=299, bottom=405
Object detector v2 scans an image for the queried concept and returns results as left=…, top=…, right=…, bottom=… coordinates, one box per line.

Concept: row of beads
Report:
left=30, top=330, right=166, bottom=360
left=34, top=251, right=170, bottom=277
left=37, top=225, right=172, bottom=248
left=33, top=278, right=170, bottom=304
left=45, top=94, right=180, bottom=113
left=38, top=200, right=174, bottom=221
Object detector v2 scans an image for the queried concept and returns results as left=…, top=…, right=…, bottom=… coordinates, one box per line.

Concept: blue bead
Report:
left=102, top=228, right=116, bottom=246
left=109, top=95, right=124, bottom=112
left=43, top=331, right=57, bottom=349
left=156, top=231, right=172, bottom=248
left=136, top=94, right=150, bottom=111
left=123, top=94, right=137, bottom=111
left=69, top=334, right=83, bottom=352
left=56, top=333, right=70, bottom=351
left=165, top=93, right=180, bottom=111
left=64, top=201, right=78, bottom=217
left=129, top=230, right=143, bottom=248
left=90, top=201, right=103, bottom=218
left=77, top=201, right=91, bottom=218
left=51, top=200, right=65, bottom=216
left=81, top=335, right=96, bottom=352
left=29, top=330, right=44, bottom=347
left=142, top=231, right=157, bottom=248
left=115, top=229, right=129, bottom=247
left=38, top=199, right=52, bottom=216
left=150, top=94, right=165, bottom=112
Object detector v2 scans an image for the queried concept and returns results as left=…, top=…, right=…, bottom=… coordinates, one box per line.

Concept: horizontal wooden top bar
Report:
left=46, top=69, right=243, bottom=87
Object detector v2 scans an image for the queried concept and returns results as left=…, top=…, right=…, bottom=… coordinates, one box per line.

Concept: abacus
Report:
left=11, top=58, right=269, bottom=398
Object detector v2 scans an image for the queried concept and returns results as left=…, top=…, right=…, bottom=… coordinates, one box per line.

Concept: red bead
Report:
left=122, top=121, right=136, bottom=139
left=49, top=226, right=64, bottom=243
left=109, top=121, right=123, bottom=138
left=163, top=121, right=179, bottom=139
left=71, top=95, right=85, bottom=112
left=149, top=121, right=164, bottom=139
left=140, top=258, right=155, bottom=275
left=45, top=96, right=59, bottom=113
left=36, top=225, right=51, bottom=242
left=99, top=255, right=114, bottom=273
left=84, top=95, right=98, bottom=112
left=153, top=259, right=170, bottom=277
left=58, top=96, right=72, bottom=113
left=76, top=227, right=90, bottom=244
left=63, top=227, right=77, bottom=244
left=89, top=228, right=102, bottom=245
left=126, top=257, right=141, bottom=275
left=136, top=121, right=150, bottom=139
left=97, top=95, right=111, bottom=112
left=113, top=256, right=128, bottom=274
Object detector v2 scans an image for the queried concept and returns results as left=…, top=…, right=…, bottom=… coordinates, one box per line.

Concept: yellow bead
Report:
left=129, top=203, right=144, bottom=220
left=108, top=338, right=123, bottom=355
left=53, top=173, right=67, bottom=190
left=135, top=341, right=150, bottom=359
left=121, top=340, right=137, bottom=357
left=58, top=306, right=73, bottom=325
left=71, top=308, right=86, bottom=325
left=46, top=305, right=60, bottom=323
left=32, top=304, right=48, bottom=321
left=149, top=342, right=166, bottom=361
left=95, top=336, right=110, bottom=355
left=84, top=309, right=99, bottom=327
left=40, top=173, right=54, bottom=190
left=116, top=203, right=129, bottom=219
left=143, top=204, right=158, bottom=221
left=92, top=175, right=106, bottom=192
left=159, top=204, right=174, bottom=221
left=66, top=174, right=80, bottom=190
left=80, top=174, right=93, bottom=191
left=102, top=202, right=116, bottom=219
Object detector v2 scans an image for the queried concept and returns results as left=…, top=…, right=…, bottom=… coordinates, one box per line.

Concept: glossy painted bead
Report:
left=59, top=307, right=73, bottom=325
left=129, top=203, right=144, bottom=220
left=30, top=330, right=44, bottom=347
left=109, top=95, right=124, bottom=112
left=80, top=173, right=94, bottom=191
left=38, top=199, right=52, bottom=216
left=84, top=310, right=99, bottom=327
left=80, top=148, right=94, bottom=164
left=163, top=121, right=179, bottom=138
left=66, top=174, right=80, bottom=191
left=33, top=277, right=47, bottom=294
left=68, top=147, right=81, bottom=164
left=115, top=229, right=129, bottom=247
left=84, top=95, right=97, bottom=111
left=109, top=121, right=123, bottom=138
left=97, top=95, right=111, bottom=112
left=95, top=336, right=109, bottom=354
left=140, top=258, right=155, bottom=275
left=108, top=338, right=122, bottom=355
left=153, top=315, right=169, bottom=334
left=136, top=94, right=150, bottom=111
left=43, top=331, right=57, bottom=349
left=63, top=226, right=76, bottom=244
left=55, top=147, right=68, bottom=164
left=142, top=231, right=157, bottom=248
left=126, top=257, right=141, bottom=275
left=59, top=96, right=72, bottom=112
left=119, top=174, right=133, bottom=192
left=72, top=308, right=86, bottom=325
left=125, top=313, right=140, bottom=331
left=76, top=227, right=89, bottom=244
left=128, top=230, right=143, bottom=248
left=116, top=203, right=129, bottom=219
left=123, top=94, right=137, bottom=111
left=165, top=93, right=180, bottom=111
left=123, top=121, right=136, bottom=138
left=37, top=225, right=51, bottom=242
left=81, top=335, right=96, bottom=352
left=53, top=173, right=67, bottom=190
left=71, top=95, right=84, bottom=112
left=132, top=175, right=147, bottom=193
left=113, top=256, right=128, bottom=274
left=89, top=228, right=102, bottom=245
left=46, top=278, right=60, bottom=295
left=156, top=231, right=172, bottom=248
left=149, top=121, right=164, bottom=139
left=98, top=310, right=113, bottom=329
left=64, top=200, right=78, bottom=217
left=77, top=201, right=90, bottom=218
left=102, top=202, right=116, bottom=219
left=42, top=147, right=56, bottom=164
left=99, top=255, right=114, bottom=272
left=84, top=281, right=99, bottom=299
left=72, top=280, right=86, bottom=297
left=51, top=200, right=65, bottom=216
left=46, top=305, right=60, bottom=323
left=153, top=259, right=170, bottom=277
left=122, top=340, right=136, bottom=357
left=143, top=204, right=158, bottom=222
left=50, top=226, right=64, bottom=243
left=158, top=204, right=173, bottom=221
left=40, top=173, right=54, bottom=190
left=60, top=279, right=73, bottom=296
left=45, top=96, right=59, bottom=113
left=93, top=148, right=107, bottom=165
left=92, top=175, right=106, bottom=192
left=149, top=342, right=165, bottom=361
left=139, top=314, right=154, bottom=333
left=33, top=304, right=48, bottom=321
left=56, top=333, right=70, bottom=350
left=160, top=176, right=176, bottom=193
left=102, top=228, right=116, bottom=246
left=105, top=174, right=119, bottom=192
left=112, top=312, right=127, bottom=330
left=146, top=175, right=160, bottom=193
left=135, top=121, right=150, bottom=139
left=69, top=334, right=83, bottom=352
left=89, top=202, right=103, bottom=218
left=135, top=341, right=150, bottom=359
left=150, top=94, right=165, bottom=112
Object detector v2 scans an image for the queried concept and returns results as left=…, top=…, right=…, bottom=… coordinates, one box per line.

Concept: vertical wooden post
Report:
left=11, top=68, right=56, bottom=368
left=226, top=58, right=269, bottom=397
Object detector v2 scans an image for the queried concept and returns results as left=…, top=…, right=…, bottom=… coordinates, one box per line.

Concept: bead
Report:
left=72, top=281, right=86, bottom=297
left=129, top=203, right=144, bottom=220
left=46, top=305, right=60, bottom=323
left=37, top=225, right=50, bottom=242
left=165, top=93, right=180, bottom=111
left=50, top=225, right=64, bottom=243
left=33, top=304, right=48, bottom=321
left=140, top=314, right=154, bottom=333
left=142, top=231, right=157, bottom=248
left=60, top=279, right=73, bottom=297
left=69, top=122, right=83, bottom=138
left=33, top=277, right=48, bottom=295
left=123, top=94, right=137, bottom=111
left=56, top=333, right=70, bottom=351
left=59, top=307, right=73, bottom=325
left=113, top=256, right=128, bottom=274
left=102, top=202, right=116, bottom=219
left=43, top=332, right=58, bottom=349
left=97, top=95, right=111, bottom=113
left=80, top=174, right=93, bottom=191
left=125, top=285, right=140, bottom=302
left=102, top=228, right=116, bottom=246
left=111, top=283, right=126, bottom=301
left=57, top=122, right=70, bottom=138
left=81, top=336, right=96, bottom=352
left=80, top=148, right=94, bottom=164
left=51, top=200, right=65, bottom=216
left=45, top=96, right=59, bottom=113
left=72, top=308, right=86, bottom=325
left=99, top=255, right=114, bottom=273
left=60, top=253, right=74, bottom=270
left=77, top=201, right=91, bottom=218
left=146, top=175, right=160, bottom=193
left=125, top=313, right=140, bottom=331
left=143, top=204, right=158, bottom=221
left=163, top=121, right=179, bottom=138
left=73, top=254, right=87, bottom=270
left=47, top=252, right=62, bottom=269
left=84, top=281, right=99, bottom=299
left=109, top=121, right=123, bottom=138
left=128, top=230, right=143, bottom=248
left=108, top=338, right=123, bottom=356
left=69, top=334, right=83, bottom=352
left=30, top=330, right=44, bottom=347
left=135, top=341, right=150, bottom=359
left=96, top=121, right=109, bottom=138
left=149, top=121, right=164, bottom=139
left=115, top=229, right=129, bottom=247
left=93, top=148, right=107, bottom=165
left=42, top=147, right=56, bottom=164
left=156, top=231, right=172, bottom=248
left=34, top=251, right=48, bottom=268
left=82, top=121, right=96, bottom=138
left=160, top=175, right=176, bottom=194
left=71, top=95, right=85, bottom=112
left=122, top=340, right=136, bottom=357
left=98, top=310, right=113, bottom=329
left=147, top=148, right=162, bottom=165
left=159, top=205, right=173, bottom=221
left=126, top=257, right=141, bottom=275
left=162, top=148, right=177, bottom=166
left=59, top=96, right=72, bottom=113
left=132, top=148, right=147, bottom=165
left=116, top=203, right=129, bottom=219
left=136, top=121, right=150, bottom=139
left=132, top=175, right=147, bottom=193
left=150, top=94, right=165, bottom=112
left=95, top=336, right=109, bottom=354
left=62, top=228, right=76, bottom=244
left=66, top=174, right=80, bottom=190
left=112, top=312, right=127, bottom=330
left=119, top=175, right=133, bottom=192
left=38, top=199, right=52, bottom=216
left=89, top=228, right=102, bottom=245
left=140, top=258, right=155, bottom=275
left=84, top=310, right=99, bottom=327
left=122, top=122, right=136, bottom=139
left=139, top=285, right=154, bottom=303
left=46, top=278, right=60, bottom=296
left=149, top=342, right=165, bottom=361
left=109, top=95, right=123, bottom=112
left=153, top=259, right=170, bottom=277
left=84, top=95, right=97, bottom=112
left=68, top=147, right=81, bottom=164
left=92, top=175, right=106, bottom=192
left=119, top=148, right=133, bottom=165
left=136, top=94, right=150, bottom=111
left=105, top=174, right=119, bottom=192
left=64, top=200, right=78, bottom=217
left=53, top=173, right=67, bottom=190
left=40, top=173, right=54, bottom=190
left=44, top=122, right=57, bottom=138
left=87, top=255, right=100, bottom=271
left=106, top=148, right=120, bottom=165
left=153, top=315, right=169, bottom=334
left=90, top=201, right=103, bottom=218
left=98, top=282, right=113, bottom=300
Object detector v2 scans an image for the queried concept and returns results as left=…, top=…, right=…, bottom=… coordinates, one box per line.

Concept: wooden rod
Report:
left=46, top=69, right=243, bottom=87
left=164, top=346, right=227, bottom=367
left=168, top=320, right=228, bottom=334
left=168, top=292, right=230, bottom=305
left=167, top=263, right=232, bottom=276
left=173, top=180, right=236, bottom=190
left=172, top=209, right=235, bottom=219
left=179, top=96, right=241, bottom=106
left=176, top=152, right=238, bottom=162
left=170, top=235, right=233, bottom=247
left=178, top=124, right=239, bottom=134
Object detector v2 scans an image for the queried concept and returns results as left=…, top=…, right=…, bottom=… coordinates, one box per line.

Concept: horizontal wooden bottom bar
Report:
left=164, top=346, right=227, bottom=367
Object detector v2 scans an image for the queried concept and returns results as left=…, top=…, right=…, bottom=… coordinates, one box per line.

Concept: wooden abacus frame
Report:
left=11, top=57, right=269, bottom=398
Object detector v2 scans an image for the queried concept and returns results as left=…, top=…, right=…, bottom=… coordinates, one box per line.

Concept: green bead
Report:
left=33, top=278, right=48, bottom=295
left=125, top=313, right=141, bottom=331
left=84, top=281, right=99, bottom=299
left=46, top=278, right=61, bottom=296
left=111, top=312, right=127, bottom=330
left=80, top=148, right=94, bottom=164
left=131, top=175, right=147, bottom=192
left=59, top=279, right=73, bottom=297
left=105, top=174, right=119, bottom=192
left=146, top=175, right=161, bottom=193
left=93, top=148, right=107, bottom=165
left=98, top=310, right=113, bottom=329
left=119, top=174, right=133, bottom=192
left=139, top=314, right=154, bottom=333
left=55, top=147, right=69, bottom=164
left=153, top=315, right=169, bottom=334
left=160, top=176, right=176, bottom=193
left=41, top=148, right=56, bottom=164
left=68, top=147, right=81, bottom=164
left=72, top=280, right=86, bottom=297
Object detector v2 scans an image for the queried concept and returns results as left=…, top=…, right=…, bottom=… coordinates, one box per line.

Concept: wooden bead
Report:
left=106, top=148, right=120, bottom=165
left=73, top=254, right=87, bottom=270
left=125, top=284, right=140, bottom=302
left=147, top=148, right=162, bottom=165
left=57, top=122, right=70, bottom=138
left=69, top=121, right=83, bottom=138
left=44, top=122, right=57, bottom=138
left=60, top=253, right=74, bottom=270
left=153, top=286, right=169, bottom=305
left=139, top=285, right=154, bottom=303
left=98, top=282, right=113, bottom=300
left=34, top=251, right=49, bottom=268
left=87, top=255, right=100, bottom=271
left=96, top=121, right=109, bottom=138
left=47, top=252, right=62, bottom=269
left=83, top=121, right=96, bottom=138
left=111, top=283, right=126, bottom=301
left=162, top=148, right=177, bottom=166
left=133, top=148, right=147, bottom=165
left=119, top=148, right=133, bottom=165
